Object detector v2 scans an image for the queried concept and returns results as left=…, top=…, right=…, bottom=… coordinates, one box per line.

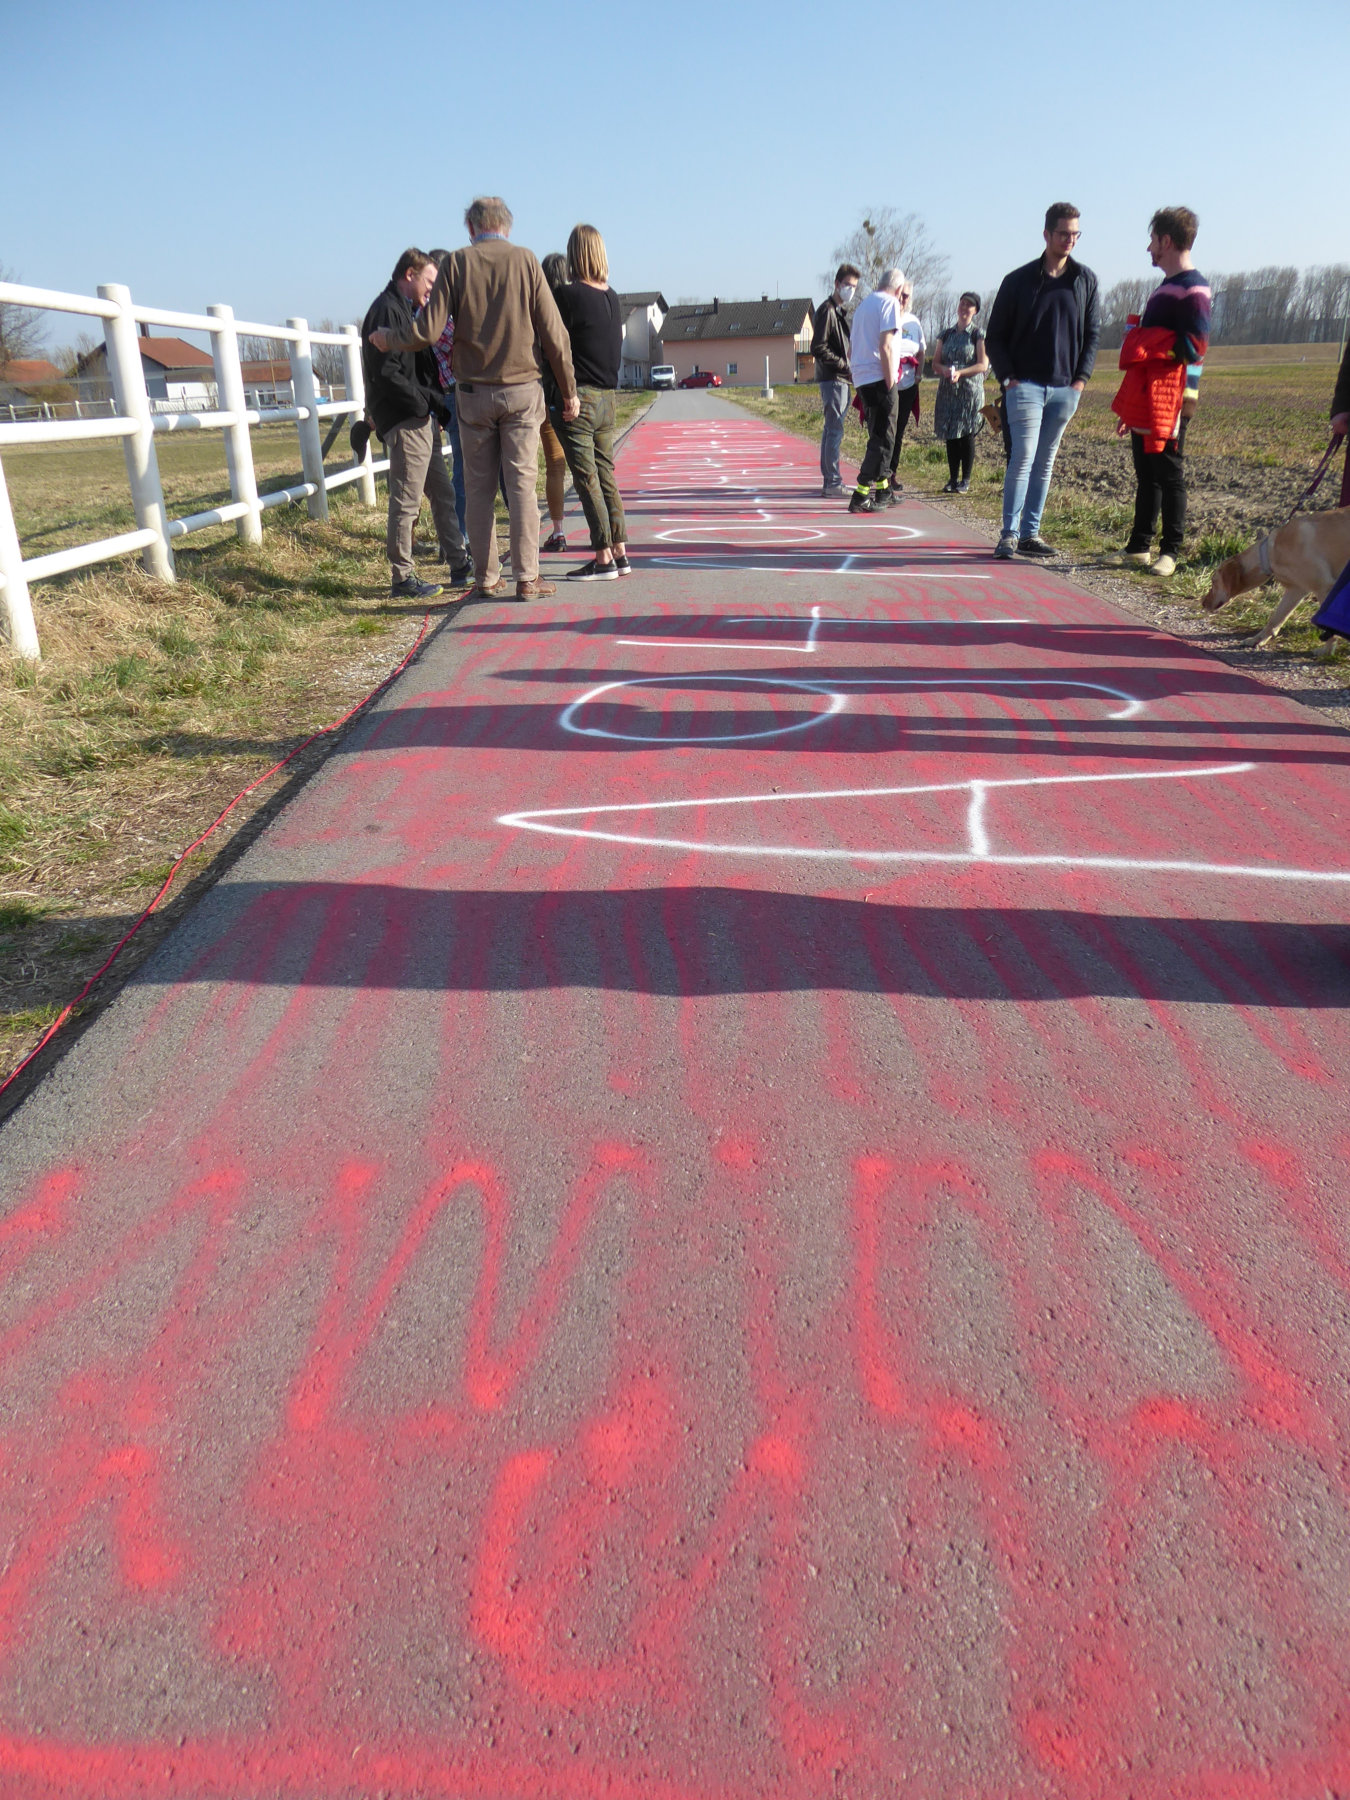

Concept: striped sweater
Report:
left=1141, top=266, right=1210, bottom=409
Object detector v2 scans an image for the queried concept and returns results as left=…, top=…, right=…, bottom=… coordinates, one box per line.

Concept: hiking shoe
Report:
left=993, top=532, right=1017, bottom=560
left=390, top=575, right=445, bottom=600
left=613, top=553, right=632, bottom=576
left=872, top=486, right=896, bottom=509
left=541, top=529, right=567, bottom=553
left=1017, top=536, right=1056, bottom=558
left=1150, top=553, right=1177, bottom=578
left=566, top=558, right=619, bottom=581
left=847, top=490, right=875, bottom=514
left=468, top=577, right=506, bottom=600
left=515, top=579, right=556, bottom=600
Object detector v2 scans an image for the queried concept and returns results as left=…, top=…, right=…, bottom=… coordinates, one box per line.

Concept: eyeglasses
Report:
left=1051, top=228, right=1081, bottom=242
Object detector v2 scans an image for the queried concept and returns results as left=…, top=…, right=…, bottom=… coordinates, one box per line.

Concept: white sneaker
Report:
left=1150, top=554, right=1177, bottom=578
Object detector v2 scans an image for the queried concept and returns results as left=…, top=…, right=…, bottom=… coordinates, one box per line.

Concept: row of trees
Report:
left=818, top=219, right=1350, bottom=352
left=1097, top=264, right=1350, bottom=349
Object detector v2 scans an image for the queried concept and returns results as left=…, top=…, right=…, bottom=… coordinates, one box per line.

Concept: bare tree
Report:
left=1097, top=276, right=1156, bottom=349
left=824, top=209, right=950, bottom=322
left=311, top=318, right=346, bottom=387
left=52, top=329, right=101, bottom=377
left=0, top=264, right=46, bottom=367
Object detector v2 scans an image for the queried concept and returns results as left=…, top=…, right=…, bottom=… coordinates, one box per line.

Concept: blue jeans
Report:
left=1001, top=382, right=1080, bottom=538
left=818, top=379, right=850, bottom=487
left=443, top=388, right=468, bottom=539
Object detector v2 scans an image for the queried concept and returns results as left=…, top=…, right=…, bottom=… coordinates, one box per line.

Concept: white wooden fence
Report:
left=0, top=279, right=427, bottom=661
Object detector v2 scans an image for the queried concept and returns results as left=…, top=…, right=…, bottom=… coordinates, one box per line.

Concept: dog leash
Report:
left=1254, top=436, right=1343, bottom=579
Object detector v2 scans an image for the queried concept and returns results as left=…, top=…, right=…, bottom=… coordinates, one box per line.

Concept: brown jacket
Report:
left=387, top=237, right=576, bottom=399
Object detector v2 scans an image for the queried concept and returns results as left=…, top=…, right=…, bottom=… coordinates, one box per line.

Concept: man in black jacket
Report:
left=811, top=263, right=860, bottom=497
left=361, top=248, right=470, bottom=599
left=985, top=204, right=1100, bottom=559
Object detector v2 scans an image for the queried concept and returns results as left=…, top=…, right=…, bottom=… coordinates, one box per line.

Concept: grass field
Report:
left=0, top=392, right=651, bottom=1092
left=729, top=357, right=1347, bottom=654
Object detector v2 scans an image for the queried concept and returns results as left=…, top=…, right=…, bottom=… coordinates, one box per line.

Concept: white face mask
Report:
left=837, top=284, right=857, bottom=305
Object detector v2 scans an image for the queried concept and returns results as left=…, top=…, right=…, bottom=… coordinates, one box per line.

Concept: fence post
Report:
left=208, top=303, right=262, bottom=545
left=287, top=317, right=329, bottom=522
left=0, top=456, right=41, bottom=660
left=342, top=325, right=377, bottom=507
left=98, top=283, right=174, bottom=583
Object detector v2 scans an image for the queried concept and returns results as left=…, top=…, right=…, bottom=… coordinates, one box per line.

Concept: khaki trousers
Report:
left=455, top=380, right=545, bottom=586
left=384, top=415, right=465, bottom=583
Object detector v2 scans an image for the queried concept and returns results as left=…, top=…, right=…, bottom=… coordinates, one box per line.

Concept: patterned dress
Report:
left=932, top=325, right=986, bottom=440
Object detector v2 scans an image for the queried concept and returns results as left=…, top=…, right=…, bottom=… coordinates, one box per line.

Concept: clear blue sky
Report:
left=6, top=0, right=1346, bottom=346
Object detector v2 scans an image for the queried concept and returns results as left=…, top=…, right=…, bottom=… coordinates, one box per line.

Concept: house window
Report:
left=726, top=363, right=738, bottom=376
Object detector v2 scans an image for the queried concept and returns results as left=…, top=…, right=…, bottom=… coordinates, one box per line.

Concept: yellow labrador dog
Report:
left=1203, top=507, right=1350, bottom=651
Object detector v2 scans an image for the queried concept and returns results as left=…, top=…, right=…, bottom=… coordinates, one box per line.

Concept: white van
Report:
left=650, top=365, right=677, bottom=390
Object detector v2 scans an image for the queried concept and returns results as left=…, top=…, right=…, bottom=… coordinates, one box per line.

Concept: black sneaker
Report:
left=942, top=480, right=958, bottom=494
left=566, top=558, right=619, bottom=581
left=613, top=553, right=632, bottom=576
left=440, top=557, right=473, bottom=583
left=541, top=529, right=567, bottom=553
left=390, top=575, right=445, bottom=599
left=1017, top=536, right=1056, bottom=558
left=847, top=490, right=874, bottom=514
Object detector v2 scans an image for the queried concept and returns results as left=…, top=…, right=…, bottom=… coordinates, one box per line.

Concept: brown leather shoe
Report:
left=515, top=579, right=556, bottom=600
left=468, top=577, right=505, bottom=599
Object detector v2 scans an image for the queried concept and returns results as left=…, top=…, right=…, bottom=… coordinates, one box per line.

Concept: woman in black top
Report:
left=550, top=224, right=629, bottom=580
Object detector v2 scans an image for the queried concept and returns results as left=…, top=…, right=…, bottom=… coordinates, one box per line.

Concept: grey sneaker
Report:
left=993, top=532, right=1017, bottom=560
left=1017, top=536, right=1056, bottom=558
left=390, top=575, right=445, bottom=599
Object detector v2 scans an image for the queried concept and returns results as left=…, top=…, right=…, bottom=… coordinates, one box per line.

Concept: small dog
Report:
left=1202, top=507, right=1350, bottom=650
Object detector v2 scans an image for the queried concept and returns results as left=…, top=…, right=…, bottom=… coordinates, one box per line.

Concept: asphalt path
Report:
left=3, top=389, right=1350, bottom=1798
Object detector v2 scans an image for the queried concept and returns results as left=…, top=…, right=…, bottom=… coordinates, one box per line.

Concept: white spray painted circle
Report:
left=559, top=673, right=849, bottom=743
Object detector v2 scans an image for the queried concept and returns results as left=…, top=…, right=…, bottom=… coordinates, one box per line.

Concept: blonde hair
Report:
left=567, top=223, right=608, bottom=284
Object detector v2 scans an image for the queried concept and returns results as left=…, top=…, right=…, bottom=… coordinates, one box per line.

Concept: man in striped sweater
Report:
left=1114, top=206, right=1211, bottom=578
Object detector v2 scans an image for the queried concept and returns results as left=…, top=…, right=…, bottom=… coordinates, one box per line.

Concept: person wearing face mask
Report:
left=811, top=263, right=861, bottom=497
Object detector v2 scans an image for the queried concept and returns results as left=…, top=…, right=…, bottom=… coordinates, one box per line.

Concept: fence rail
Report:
left=0, top=278, right=428, bottom=661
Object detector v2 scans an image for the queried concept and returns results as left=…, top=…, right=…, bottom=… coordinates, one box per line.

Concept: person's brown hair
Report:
left=835, top=263, right=861, bottom=284
left=1043, top=202, right=1080, bottom=235
left=1150, top=206, right=1198, bottom=252
left=567, top=223, right=609, bottom=283
left=392, top=246, right=434, bottom=284
left=465, top=196, right=513, bottom=236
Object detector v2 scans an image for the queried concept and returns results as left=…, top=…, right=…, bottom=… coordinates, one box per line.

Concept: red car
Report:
left=678, top=371, right=722, bottom=389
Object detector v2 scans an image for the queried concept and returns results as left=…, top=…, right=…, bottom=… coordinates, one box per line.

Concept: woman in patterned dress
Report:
left=932, top=292, right=990, bottom=492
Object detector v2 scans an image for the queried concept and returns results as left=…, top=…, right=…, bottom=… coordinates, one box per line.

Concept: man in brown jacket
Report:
left=371, top=196, right=578, bottom=600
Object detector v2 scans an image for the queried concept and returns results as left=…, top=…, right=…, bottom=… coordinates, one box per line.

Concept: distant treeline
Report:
left=919, top=264, right=1349, bottom=353
left=1097, top=263, right=1350, bottom=350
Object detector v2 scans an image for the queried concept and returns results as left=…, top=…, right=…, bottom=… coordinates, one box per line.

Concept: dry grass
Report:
left=0, top=397, right=653, bottom=1097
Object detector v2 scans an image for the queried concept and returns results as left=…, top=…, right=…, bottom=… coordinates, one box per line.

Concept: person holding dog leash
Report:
left=1331, top=338, right=1350, bottom=506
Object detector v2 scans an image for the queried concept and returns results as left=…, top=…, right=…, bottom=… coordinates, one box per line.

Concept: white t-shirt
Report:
left=848, top=290, right=902, bottom=386
left=895, top=312, right=926, bottom=389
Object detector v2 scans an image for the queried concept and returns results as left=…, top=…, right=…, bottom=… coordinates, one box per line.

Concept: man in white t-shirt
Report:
left=886, top=280, right=926, bottom=495
left=846, top=267, right=905, bottom=514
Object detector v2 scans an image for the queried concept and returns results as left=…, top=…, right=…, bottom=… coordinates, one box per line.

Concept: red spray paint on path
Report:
left=2, top=399, right=1350, bottom=1797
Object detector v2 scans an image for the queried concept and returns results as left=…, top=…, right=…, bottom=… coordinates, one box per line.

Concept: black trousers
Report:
left=946, top=434, right=975, bottom=482
left=1127, top=418, right=1188, bottom=555
left=887, top=384, right=921, bottom=477
left=857, top=381, right=899, bottom=486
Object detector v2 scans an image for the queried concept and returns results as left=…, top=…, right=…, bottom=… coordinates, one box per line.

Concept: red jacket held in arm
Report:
left=1111, top=325, right=1187, bottom=453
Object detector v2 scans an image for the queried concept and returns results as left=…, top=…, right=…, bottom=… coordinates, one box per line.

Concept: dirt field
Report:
left=730, top=354, right=1349, bottom=669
